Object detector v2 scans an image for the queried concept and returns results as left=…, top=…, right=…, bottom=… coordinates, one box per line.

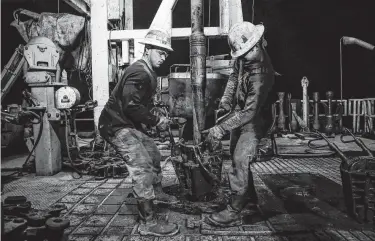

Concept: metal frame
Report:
left=88, top=0, right=243, bottom=130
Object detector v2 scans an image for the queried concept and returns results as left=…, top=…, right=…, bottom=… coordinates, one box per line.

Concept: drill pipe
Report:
left=190, top=0, right=206, bottom=145
left=301, top=77, right=310, bottom=131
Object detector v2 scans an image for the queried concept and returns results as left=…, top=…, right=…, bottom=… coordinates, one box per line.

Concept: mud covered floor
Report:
left=161, top=183, right=231, bottom=215
left=259, top=173, right=374, bottom=230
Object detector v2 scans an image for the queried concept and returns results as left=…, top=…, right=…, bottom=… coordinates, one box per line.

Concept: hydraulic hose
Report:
left=64, top=110, right=83, bottom=179
left=23, top=111, right=43, bottom=169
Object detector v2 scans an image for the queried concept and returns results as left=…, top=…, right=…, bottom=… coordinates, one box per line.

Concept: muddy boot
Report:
left=153, top=183, right=178, bottom=202
left=137, top=199, right=179, bottom=236
left=206, top=195, right=248, bottom=227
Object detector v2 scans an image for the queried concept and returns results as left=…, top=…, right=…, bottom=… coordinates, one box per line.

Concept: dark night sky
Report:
left=2, top=0, right=375, bottom=106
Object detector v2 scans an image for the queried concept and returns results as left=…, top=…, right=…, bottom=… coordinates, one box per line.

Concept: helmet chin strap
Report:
left=261, top=36, right=267, bottom=48
left=142, top=53, right=154, bottom=71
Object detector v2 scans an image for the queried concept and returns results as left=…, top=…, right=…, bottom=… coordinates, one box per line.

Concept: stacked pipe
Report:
left=275, top=76, right=346, bottom=135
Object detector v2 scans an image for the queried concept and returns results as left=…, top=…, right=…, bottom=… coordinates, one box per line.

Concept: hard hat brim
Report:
left=230, top=25, right=265, bottom=58
left=139, top=39, right=174, bottom=52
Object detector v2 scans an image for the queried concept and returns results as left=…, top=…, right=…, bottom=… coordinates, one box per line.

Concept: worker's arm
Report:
left=218, top=75, right=270, bottom=133
left=121, top=72, right=160, bottom=126
left=219, top=60, right=240, bottom=111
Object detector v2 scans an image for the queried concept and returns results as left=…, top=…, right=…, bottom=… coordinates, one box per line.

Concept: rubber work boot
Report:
left=206, top=195, right=248, bottom=227
left=153, top=183, right=178, bottom=203
left=137, top=199, right=179, bottom=236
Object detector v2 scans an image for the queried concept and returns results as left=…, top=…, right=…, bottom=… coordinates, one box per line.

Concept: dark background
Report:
left=2, top=0, right=375, bottom=103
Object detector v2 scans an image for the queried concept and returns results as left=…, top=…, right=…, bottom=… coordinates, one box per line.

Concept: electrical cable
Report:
left=252, top=0, right=255, bottom=23
left=271, top=133, right=335, bottom=158
left=268, top=106, right=336, bottom=157
left=22, top=111, right=44, bottom=171
left=266, top=103, right=277, bottom=136
left=340, top=37, right=344, bottom=102
left=338, top=38, right=346, bottom=132
left=64, top=110, right=83, bottom=179
left=23, top=111, right=42, bottom=124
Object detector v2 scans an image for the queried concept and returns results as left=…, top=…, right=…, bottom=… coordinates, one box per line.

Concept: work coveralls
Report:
left=98, top=59, right=162, bottom=200
left=218, top=43, right=274, bottom=199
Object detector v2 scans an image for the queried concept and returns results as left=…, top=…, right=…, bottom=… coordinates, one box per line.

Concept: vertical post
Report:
left=301, top=76, right=310, bottom=131
left=190, top=0, right=206, bottom=145
left=325, top=91, right=334, bottom=135
left=122, top=0, right=133, bottom=64
left=124, top=0, right=133, bottom=30
left=31, top=87, right=62, bottom=176
left=229, top=0, right=243, bottom=27
left=312, top=92, right=320, bottom=131
left=219, top=0, right=230, bottom=34
left=290, top=103, right=298, bottom=132
left=277, top=92, right=286, bottom=132
left=91, top=0, right=110, bottom=131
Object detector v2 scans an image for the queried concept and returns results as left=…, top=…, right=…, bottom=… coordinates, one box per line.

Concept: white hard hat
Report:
left=139, top=28, right=173, bottom=52
left=228, top=22, right=265, bottom=58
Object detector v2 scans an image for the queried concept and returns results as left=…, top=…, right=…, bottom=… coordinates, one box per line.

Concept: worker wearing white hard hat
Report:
left=203, top=21, right=276, bottom=227
left=99, top=28, right=179, bottom=236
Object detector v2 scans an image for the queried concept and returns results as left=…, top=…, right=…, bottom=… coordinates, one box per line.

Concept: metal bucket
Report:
left=167, top=65, right=227, bottom=118
left=314, top=129, right=375, bottom=223
left=340, top=156, right=375, bottom=223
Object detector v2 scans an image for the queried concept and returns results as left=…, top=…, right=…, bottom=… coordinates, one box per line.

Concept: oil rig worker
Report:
left=98, top=29, right=179, bottom=236
left=203, top=22, right=275, bottom=227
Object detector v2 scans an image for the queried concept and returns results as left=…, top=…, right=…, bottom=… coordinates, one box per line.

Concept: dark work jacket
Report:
left=99, top=59, right=159, bottom=139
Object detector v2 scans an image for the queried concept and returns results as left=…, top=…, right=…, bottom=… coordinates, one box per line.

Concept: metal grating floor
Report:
left=2, top=156, right=375, bottom=240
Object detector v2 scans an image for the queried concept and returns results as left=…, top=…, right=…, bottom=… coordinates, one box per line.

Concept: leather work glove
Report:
left=219, top=102, right=231, bottom=113
left=201, top=126, right=226, bottom=152
left=156, top=116, right=171, bottom=132
left=216, top=108, right=227, bottom=119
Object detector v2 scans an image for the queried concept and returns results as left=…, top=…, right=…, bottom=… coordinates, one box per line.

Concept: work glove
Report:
left=218, top=101, right=231, bottom=113
left=156, top=116, right=171, bottom=132
left=201, top=126, right=226, bottom=152
left=215, top=108, right=227, bottom=119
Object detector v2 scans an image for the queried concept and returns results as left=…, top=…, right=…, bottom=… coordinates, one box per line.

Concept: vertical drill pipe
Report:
left=287, top=93, right=292, bottom=132
left=325, top=91, right=334, bottom=135
left=301, top=77, right=310, bottom=131
left=290, top=103, right=298, bottom=132
left=312, top=92, right=320, bottom=131
left=190, top=0, right=206, bottom=145
left=277, top=92, right=286, bottom=132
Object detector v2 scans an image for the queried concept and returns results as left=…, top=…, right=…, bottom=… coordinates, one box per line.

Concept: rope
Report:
left=22, top=112, right=43, bottom=169
left=64, top=110, right=83, bottom=179
left=252, top=0, right=255, bottom=23
left=340, top=37, right=343, bottom=102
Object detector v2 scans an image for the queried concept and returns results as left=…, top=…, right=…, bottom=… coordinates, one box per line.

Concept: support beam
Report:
left=91, top=0, right=110, bottom=131
left=109, top=27, right=225, bottom=41
left=63, top=0, right=91, bottom=16
left=219, top=0, right=230, bottom=34
left=229, top=0, right=243, bottom=27
left=122, top=0, right=133, bottom=64
left=124, top=0, right=134, bottom=29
